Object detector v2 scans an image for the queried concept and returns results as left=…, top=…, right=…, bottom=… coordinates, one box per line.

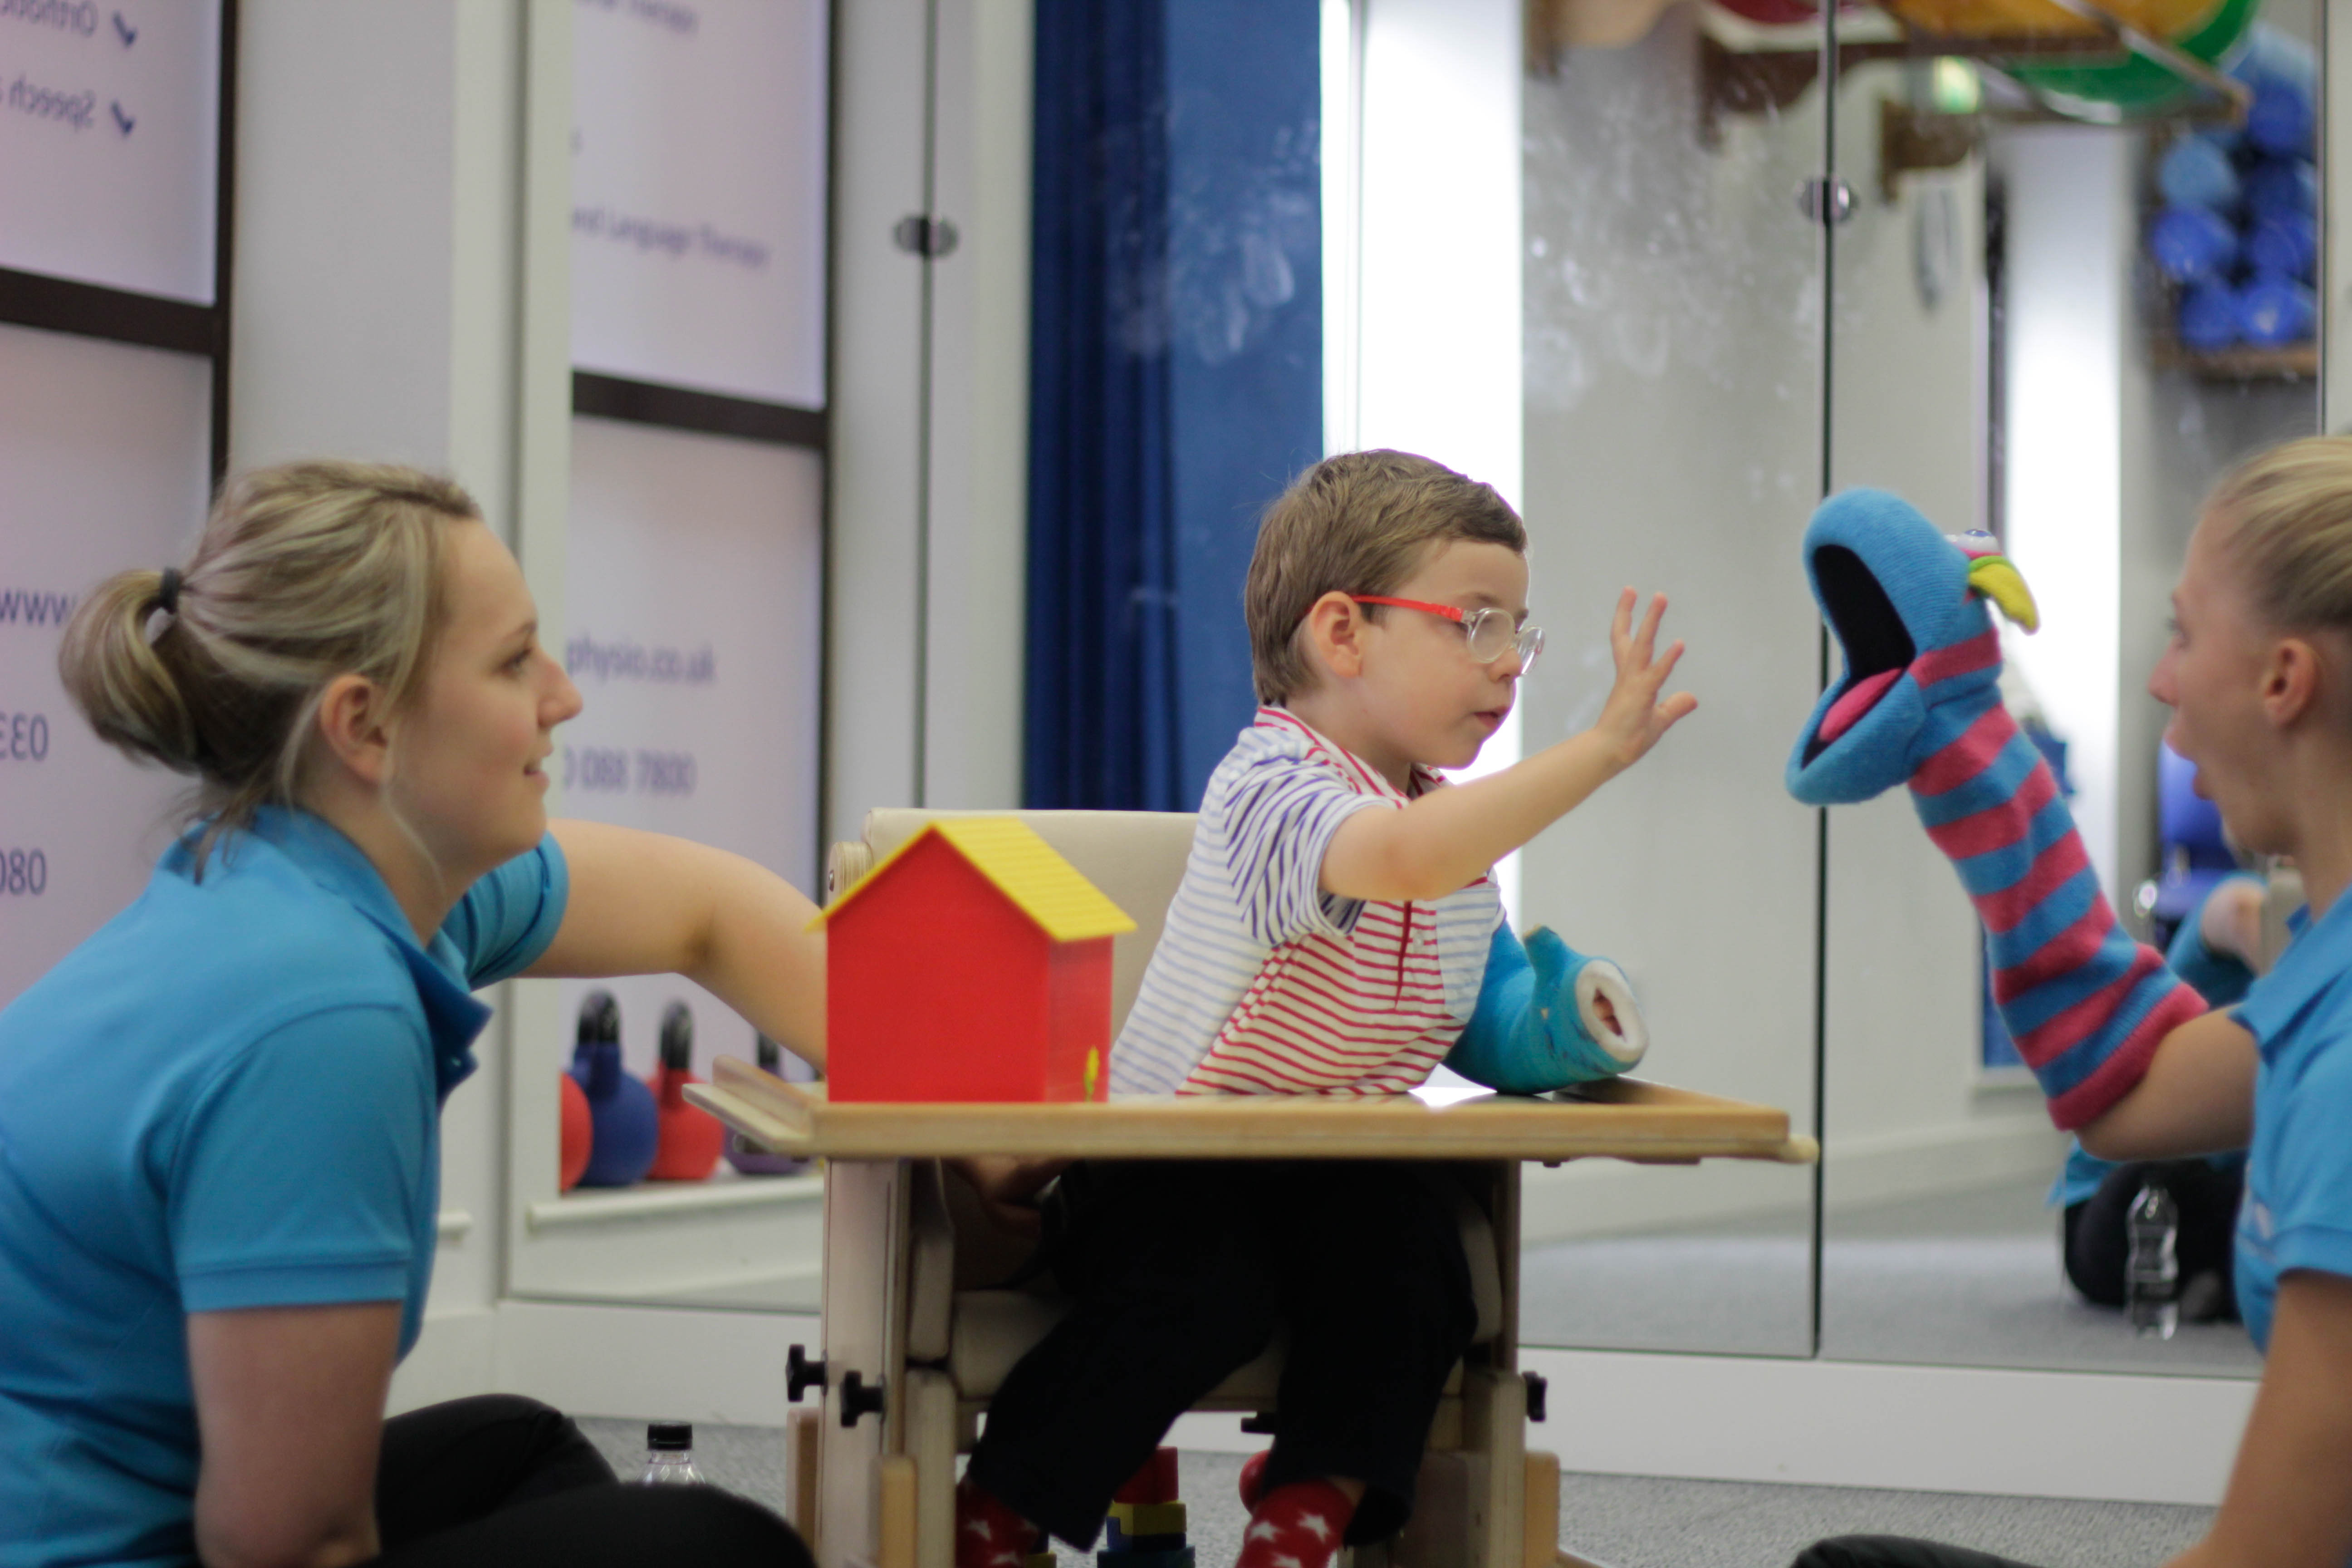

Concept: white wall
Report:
left=231, top=0, right=538, bottom=1405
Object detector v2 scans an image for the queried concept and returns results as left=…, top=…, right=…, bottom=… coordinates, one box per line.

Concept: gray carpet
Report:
left=573, top=1421, right=2213, bottom=1568
left=1549, top=1471, right=2212, bottom=1568
left=1519, top=1172, right=2263, bottom=1377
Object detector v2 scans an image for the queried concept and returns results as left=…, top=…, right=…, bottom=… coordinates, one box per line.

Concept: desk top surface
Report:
left=685, top=1058, right=1816, bottom=1164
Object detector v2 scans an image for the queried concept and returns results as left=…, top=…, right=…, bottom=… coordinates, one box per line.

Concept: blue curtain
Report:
left=1024, top=0, right=1324, bottom=811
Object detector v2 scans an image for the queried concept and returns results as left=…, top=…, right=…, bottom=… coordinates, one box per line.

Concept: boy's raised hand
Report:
left=1591, top=587, right=1697, bottom=770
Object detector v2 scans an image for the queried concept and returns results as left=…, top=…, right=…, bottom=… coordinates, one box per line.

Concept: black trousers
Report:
left=966, top=1160, right=1480, bottom=1550
left=1793, top=1536, right=2043, bottom=1568
left=2061, top=1158, right=2243, bottom=1315
left=365, top=1394, right=810, bottom=1567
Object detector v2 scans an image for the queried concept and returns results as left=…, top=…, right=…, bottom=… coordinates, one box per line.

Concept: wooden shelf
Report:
left=2150, top=338, right=2319, bottom=382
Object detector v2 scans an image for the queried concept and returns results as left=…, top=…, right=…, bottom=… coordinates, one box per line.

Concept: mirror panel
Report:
left=1516, top=5, right=1826, bottom=1357
left=1819, top=5, right=2317, bottom=1374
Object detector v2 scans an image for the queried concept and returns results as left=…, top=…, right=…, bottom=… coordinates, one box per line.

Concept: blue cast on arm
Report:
left=1445, top=917, right=1646, bottom=1094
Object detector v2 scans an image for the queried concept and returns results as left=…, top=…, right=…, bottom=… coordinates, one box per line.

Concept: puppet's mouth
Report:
left=1802, top=544, right=1916, bottom=765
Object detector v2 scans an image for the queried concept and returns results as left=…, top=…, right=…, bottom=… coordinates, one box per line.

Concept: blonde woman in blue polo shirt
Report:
left=0, top=463, right=820, bottom=1568
left=1790, top=438, right=2352, bottom=1568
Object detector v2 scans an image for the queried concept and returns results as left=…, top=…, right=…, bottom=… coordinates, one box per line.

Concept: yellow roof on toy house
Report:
left=808, top=817, right=1137, bottom=942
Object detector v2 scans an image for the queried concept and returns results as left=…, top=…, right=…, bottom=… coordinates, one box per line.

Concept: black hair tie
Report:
left=157, top=568, right=182, bottom=616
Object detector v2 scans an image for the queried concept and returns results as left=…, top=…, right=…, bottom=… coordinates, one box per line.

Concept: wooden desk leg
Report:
left=905, top=1369, right=956, bottom=1568
left=788, top=1407, right=822, bottom=1529
left=1524, top=1451, right=1561, bottom=1568
left=817, top=1158, right=914, bottom=1568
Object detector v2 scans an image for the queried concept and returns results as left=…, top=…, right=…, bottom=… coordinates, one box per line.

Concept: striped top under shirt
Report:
left=1110, top=707, right=1504, bottom=1096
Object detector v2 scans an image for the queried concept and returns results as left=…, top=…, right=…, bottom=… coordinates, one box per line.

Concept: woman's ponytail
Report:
left=58, top=568, right=203, bottom=774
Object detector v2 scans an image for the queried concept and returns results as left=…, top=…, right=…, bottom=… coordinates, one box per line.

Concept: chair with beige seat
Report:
left=690, top=807, right=1814, bottom=1568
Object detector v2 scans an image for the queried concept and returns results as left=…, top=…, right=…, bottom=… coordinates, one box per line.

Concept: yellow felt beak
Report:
left=1967, top=555, right=2039, bottom=633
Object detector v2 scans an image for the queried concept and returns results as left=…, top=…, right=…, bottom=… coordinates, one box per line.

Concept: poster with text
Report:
left=556, top=414, right=824, bottom=1081
left=571, top=0, right=828, bottom=408
left=0, top=0, right=222, bottom=302
left=0, top=323, right=211, bottom=1008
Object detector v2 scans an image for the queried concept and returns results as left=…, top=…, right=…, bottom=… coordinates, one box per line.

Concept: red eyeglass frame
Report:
left=1348, top=595, right=1542, bottom=671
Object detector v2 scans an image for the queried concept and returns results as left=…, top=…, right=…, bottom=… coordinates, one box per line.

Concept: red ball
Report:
left=559, top=1072, right=593, bottom=1191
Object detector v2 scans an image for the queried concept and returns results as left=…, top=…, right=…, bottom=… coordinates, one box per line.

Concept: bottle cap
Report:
left=648, top=1421, right=692, bottom=1450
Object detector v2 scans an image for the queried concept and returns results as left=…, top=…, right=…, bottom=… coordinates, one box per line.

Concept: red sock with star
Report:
left=1235, top=1478, right=1356, bottom=1568
left=955, top=1475, right=1039, bottom=1568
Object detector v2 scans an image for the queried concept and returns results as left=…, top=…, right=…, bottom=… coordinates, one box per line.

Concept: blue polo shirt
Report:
left=0, top=807, right=566, bottom=1568
left=2232, top=890, right=2352, bottom=1352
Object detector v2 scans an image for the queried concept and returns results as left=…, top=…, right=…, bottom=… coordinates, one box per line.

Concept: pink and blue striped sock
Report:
left=1787, top=488, right=2206, bottom=1132
left=1908, top=686, right=2206, bottom=1129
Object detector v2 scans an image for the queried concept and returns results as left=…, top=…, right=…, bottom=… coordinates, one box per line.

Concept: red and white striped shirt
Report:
left=1111, top=708, right=1503, bottom=1096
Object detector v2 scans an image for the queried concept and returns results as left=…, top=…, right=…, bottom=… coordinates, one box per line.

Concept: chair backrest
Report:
left=842, top=808, right=1200, bottom=1034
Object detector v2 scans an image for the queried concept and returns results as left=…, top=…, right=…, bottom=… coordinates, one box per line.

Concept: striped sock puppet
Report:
left=1784, top=488, right=2205, bottom=1130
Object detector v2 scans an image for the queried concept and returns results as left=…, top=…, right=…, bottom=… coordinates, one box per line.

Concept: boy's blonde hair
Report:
left=1245, top=450, right=1526, bottom=703
left=2208, top=435, right=2352, bottom=642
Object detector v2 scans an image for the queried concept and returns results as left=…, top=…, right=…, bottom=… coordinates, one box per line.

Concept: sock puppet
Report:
left=1785, top=488, right=2206, bottom=1129
left=1445, top=919, right=1647, bottom=1093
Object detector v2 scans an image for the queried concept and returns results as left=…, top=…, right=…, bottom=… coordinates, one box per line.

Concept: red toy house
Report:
left=812, top=818, right=1137, bottom=1102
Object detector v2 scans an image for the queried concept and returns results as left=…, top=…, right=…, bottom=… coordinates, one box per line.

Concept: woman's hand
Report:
left=188, top=1303, right=399, bottom=1568
left=1589, top=588, right=1698, bottom=774
left=530, top=820, right=828, bottom=1068
left=2201, top=875, right=2269, bottom=970
left=950, top=1156, right=1071, bottom=1239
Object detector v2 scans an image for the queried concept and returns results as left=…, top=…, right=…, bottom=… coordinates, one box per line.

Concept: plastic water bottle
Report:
left=639, top=1421, right=705, bottom=1485
left=2127, top=1184, right=2180, bottom=1340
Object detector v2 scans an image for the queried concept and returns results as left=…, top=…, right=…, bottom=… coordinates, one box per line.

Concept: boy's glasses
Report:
left=1351, top=596, right=1544, bottom=676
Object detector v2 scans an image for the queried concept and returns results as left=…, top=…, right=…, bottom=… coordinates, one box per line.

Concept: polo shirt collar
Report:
left=211, top=807, right=493, bottom=1096
left=1256, top=706, right=1443, bottom=801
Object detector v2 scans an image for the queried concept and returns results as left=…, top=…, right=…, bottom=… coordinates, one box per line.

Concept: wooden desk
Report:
left=687, top=1056, right=1819, bottom=1165
left=686, top=1061, right=1813, bottom=1568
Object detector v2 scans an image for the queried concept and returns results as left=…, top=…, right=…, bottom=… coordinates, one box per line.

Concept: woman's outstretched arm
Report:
left=527, top=819, right=828, bottom=1068
left=2077, top=1009, right=2256, bottom=1163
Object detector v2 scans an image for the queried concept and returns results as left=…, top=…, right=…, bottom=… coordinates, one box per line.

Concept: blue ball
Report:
left=2178, top=281, right=2239, bottom=353
left=2156, top=136, right=2240, bottom=213
left=2228, top=24, right=2317, bottom=96
left=2147, top=205, right=2238, bottom=284
left=2236, top=276, right=2315, bottom=348
left=2244, top=211, right=2316, bottom=282
left=2242, top=158, right=2316, bottom=221
left=2246, top=79, right=2313, bottom=158
left=573, top=1037, right=660, bottom=1187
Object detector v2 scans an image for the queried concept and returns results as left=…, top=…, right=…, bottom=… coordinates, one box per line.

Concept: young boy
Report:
left=956, top=451, right=1694, bottom=1568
